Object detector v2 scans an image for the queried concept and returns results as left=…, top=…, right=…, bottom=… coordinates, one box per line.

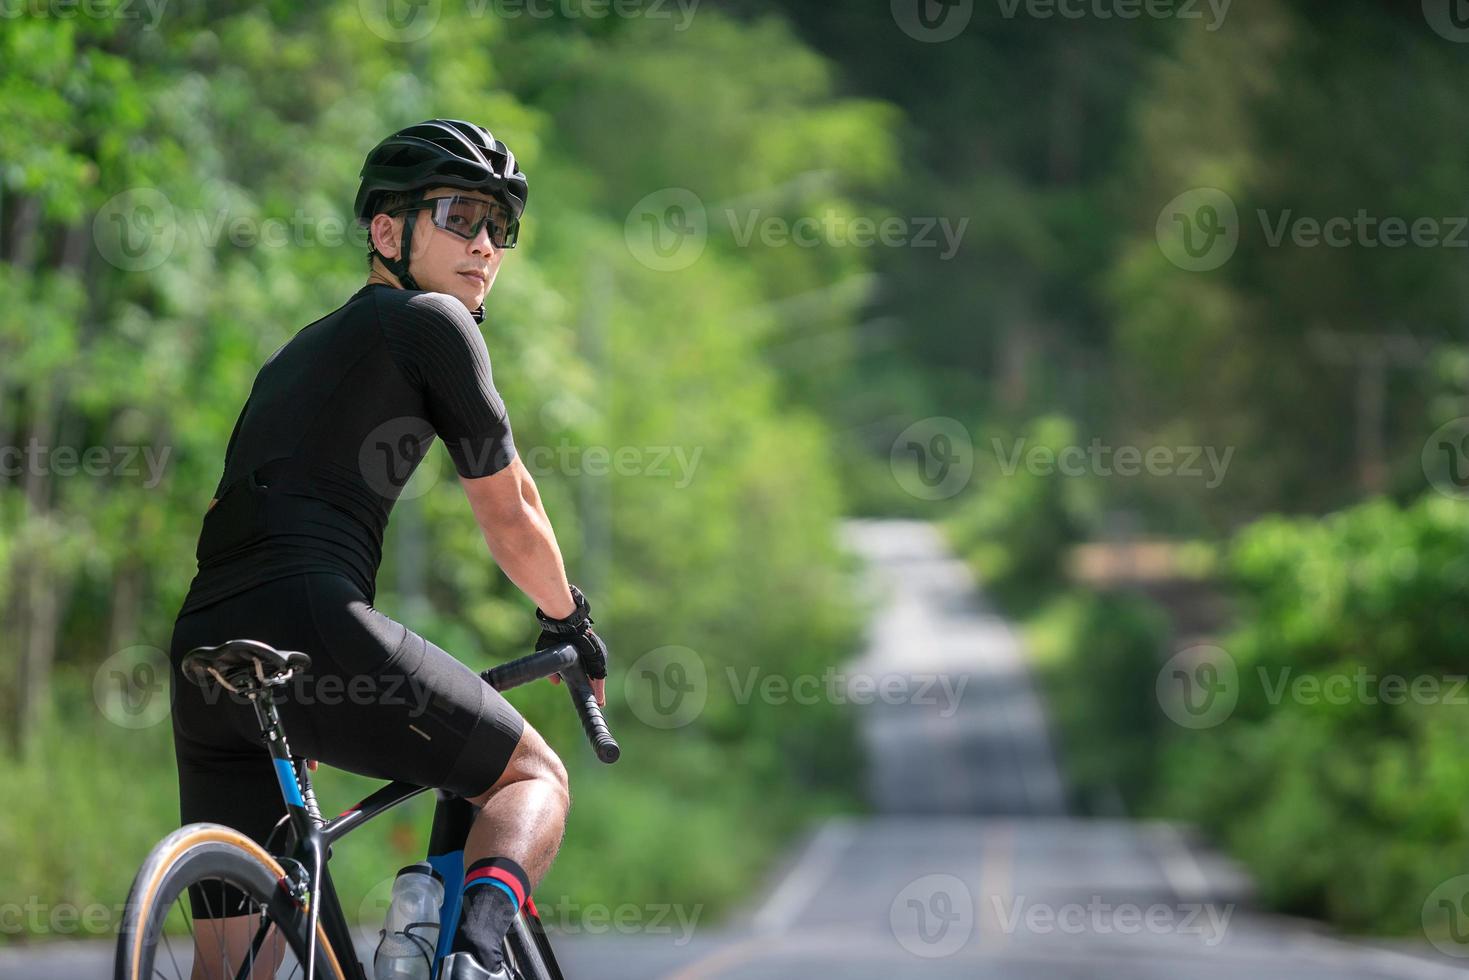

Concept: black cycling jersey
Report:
left=178, top=284, right=517, bottom=616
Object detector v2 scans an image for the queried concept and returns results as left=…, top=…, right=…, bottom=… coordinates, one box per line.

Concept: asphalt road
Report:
left=5, top=519, right=1465, bottom=978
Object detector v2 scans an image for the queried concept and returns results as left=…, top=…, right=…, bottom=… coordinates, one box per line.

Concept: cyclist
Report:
left=168, top=119, right=608, bottom=980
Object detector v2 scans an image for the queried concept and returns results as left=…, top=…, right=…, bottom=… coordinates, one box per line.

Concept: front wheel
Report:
left=115, top=822, right=346, bottom=980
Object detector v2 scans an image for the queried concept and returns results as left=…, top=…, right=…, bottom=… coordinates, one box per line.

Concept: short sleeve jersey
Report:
left=178, top=284, right=516, bottom=615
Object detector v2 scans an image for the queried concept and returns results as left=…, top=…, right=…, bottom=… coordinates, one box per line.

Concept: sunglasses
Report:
left=391, top=194, right=520, bottom=248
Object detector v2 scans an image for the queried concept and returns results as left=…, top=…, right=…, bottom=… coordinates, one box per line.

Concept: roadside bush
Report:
left=947, top=415, right=1097, bottom=615
left=1026, top=590, right=1169, bottom=814
left=1155, top=494, right=1469, bottom=933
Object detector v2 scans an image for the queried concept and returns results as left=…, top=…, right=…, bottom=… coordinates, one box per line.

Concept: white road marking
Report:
left=1146, top=821, right=1213, bottom=903
left=751, top=818, right=857, bottom=935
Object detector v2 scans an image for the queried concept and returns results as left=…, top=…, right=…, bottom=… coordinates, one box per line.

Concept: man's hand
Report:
left=541, top=626, right=609, bottom=706
left=536, top=584, right=609, bottom=706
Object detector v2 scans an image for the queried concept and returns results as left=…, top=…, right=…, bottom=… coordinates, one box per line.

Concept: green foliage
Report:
left=946, top=415, right=1097, bottom=614
left=1154, top=495, right=1469, bottom=932
left=0, top=676, right=180, bottom=938
left=1025, top=590, right=1169, bottom=815
left=1108, top=1, right=1469, bottom=521
left=996, top=491, right=1469, bottom=935
left=768, top=4, right=1174, bottom=499
left=775, top=2, right=1469, bottom=531
left=0, top=4, right=890, bottom=939
left=767, top=0, right=1469, bottom=943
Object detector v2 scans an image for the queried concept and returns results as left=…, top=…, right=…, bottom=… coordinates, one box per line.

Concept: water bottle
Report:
left=374, top=863, right=445, bottom=980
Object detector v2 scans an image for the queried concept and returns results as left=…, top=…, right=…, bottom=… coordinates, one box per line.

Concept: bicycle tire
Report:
left=115, top=822, right=347, bottom=980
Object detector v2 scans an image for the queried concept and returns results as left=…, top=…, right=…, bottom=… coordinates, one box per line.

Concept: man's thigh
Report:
left=282, top=579, right=527, bottom=799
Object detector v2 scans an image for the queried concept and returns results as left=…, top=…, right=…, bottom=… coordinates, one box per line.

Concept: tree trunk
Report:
left=7, top=195, right=42, bottom=272
left=108, top=559, right=144, bottom=663
left=14, top=387, right=59, bottom=756
left=17, top=554, right=61, bottom=758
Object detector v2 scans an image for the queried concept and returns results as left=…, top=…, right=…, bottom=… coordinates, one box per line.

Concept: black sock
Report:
left=452, top=857, right=531, bottom=972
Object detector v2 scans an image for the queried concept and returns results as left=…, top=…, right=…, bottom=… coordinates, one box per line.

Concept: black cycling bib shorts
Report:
left=169, top=285, right=526, bottom=908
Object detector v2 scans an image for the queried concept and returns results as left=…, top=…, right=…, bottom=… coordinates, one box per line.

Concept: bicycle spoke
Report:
left=159, top=884, right=189, bottom=979
left=181, top=895, right=196, bottom=949
left=198, top=878, right=228, bottom=979
left=159, top=922, right=185, bottom=980
left=243, top=904, right=258, bottom=980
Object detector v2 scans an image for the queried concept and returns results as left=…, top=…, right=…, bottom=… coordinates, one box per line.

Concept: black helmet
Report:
left=355, top=119, right=528, bottom=225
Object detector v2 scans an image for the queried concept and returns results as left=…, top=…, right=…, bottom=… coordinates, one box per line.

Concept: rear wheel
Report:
left=115, top=823, right=345, bottom=980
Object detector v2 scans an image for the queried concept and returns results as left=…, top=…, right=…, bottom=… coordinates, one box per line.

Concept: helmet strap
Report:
left=388, top=215, right=421, bottom=291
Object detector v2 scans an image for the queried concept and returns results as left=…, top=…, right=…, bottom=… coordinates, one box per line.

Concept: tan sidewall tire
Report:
left=115, top=822, right=345, bottom=980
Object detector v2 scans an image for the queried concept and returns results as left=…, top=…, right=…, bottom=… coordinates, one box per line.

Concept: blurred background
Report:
left=5, top=0, right=1469, bottom=976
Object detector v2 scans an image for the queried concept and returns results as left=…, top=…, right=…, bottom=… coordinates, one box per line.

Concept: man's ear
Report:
left=370, top=213, right=401, bottom=260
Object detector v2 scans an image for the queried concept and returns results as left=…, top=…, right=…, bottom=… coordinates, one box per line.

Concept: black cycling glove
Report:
left=535, top=584, right=609, bottom=679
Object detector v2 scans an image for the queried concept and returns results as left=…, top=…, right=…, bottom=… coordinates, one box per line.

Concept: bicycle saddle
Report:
left=181, top=638, right=312, bottom=690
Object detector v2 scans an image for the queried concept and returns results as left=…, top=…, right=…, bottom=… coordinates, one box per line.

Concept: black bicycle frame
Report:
left=236, top=642, right=606, bottom=980
left=259, top=770, right=431, bottom=980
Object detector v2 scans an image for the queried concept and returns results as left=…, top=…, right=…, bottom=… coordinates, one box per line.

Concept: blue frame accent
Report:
left=427, top=849, right=465, bottom=968
left=274, top=757, right=305, bottom=807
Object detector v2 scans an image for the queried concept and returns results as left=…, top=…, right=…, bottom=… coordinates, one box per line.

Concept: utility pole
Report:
left=1306, top=327, right=1430, bottom=494
left=581, top=261, right=613, bottom=620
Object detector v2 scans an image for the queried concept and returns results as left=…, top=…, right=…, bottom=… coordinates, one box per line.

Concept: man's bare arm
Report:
left=461, top=456, right=577, bottom=620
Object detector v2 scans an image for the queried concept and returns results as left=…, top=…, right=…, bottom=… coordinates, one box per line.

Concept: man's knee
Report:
left=470, top=723, right=568, bottom=806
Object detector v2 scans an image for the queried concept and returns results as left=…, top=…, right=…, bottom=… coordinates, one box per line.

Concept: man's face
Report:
left=380, top=186, right=510, bottom=311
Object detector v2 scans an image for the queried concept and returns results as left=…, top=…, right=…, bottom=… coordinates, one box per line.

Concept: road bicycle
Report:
left=115, top=637, right=619, bottom=980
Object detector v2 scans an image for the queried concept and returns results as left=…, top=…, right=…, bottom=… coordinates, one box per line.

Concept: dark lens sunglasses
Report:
left=391, top=195, right=520, bottom=248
